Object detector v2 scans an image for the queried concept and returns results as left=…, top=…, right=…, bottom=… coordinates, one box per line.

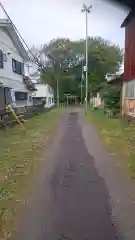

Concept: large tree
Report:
left=40, top=38, right=82, bottom=101
left=40, top=37, right=123, bottom=103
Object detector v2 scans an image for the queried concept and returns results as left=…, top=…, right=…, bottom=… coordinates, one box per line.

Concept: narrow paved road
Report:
left=14, top=110, right=120, bottom=240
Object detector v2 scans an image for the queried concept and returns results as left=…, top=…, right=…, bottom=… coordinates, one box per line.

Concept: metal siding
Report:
left=124, top=18, right=135, bottom=81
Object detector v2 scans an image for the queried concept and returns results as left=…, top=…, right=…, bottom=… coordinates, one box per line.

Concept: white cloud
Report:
left=0, top=0, right=128, bottom=47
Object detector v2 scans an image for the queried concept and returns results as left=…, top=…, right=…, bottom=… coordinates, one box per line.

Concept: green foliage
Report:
left=87, top=37, right=123, bottom=95
left=103, top=84, right=121, bottom=115
left=40, top=37, right=123, bottom=103
left=87, top=108, right=135, bottom=178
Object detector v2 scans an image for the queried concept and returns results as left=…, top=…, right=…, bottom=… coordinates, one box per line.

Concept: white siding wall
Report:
left=0, top=27, right=23, bottom=82
left=0, top=27, right=33, bottom=107
left=32, top=84, right=54, bottom=108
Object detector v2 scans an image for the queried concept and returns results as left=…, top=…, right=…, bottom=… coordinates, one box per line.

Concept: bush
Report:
left=102, top=85, right=121, bottom=116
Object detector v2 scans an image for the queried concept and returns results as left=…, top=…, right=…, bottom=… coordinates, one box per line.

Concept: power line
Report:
left=0, top=2, right=45, bottom=69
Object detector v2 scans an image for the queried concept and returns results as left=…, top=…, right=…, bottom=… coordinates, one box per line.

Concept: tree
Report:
left=39, top=37, right=123, bottom=104
left=102, top=83, right=121, bottom=116
left=40, top=38, right=82, bottom=102
left=87, top=37, right=123, bottom=96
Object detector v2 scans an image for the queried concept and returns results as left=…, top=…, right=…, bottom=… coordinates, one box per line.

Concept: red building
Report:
left=121, top=10, right=135, bottom=117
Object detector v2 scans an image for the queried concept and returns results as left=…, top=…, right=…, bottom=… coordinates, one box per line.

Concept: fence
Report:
left=0, top=104, right=53, bottom=128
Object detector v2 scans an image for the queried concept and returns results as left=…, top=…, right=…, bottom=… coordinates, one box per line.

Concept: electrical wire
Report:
left=0, top=2, right=45, bottom=69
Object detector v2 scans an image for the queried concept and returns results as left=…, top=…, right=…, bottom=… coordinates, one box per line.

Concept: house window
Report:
left=12, top=59, right=24, bottom=75
left=48, top=85, right=53, bottom=94
left=3, top=54, right=7, bottom=62
left=42, top=97, right=46, bottom=104
left=29, top=96, right=32, bottom=102
left=4, top=88, right=12, bottom=105
left=15, top=92, right=28, bottom=101
left=49, top=97, right=52, bottom=104
left=125, top=81, right=135, bottom=98
left=0, top=50, right=4, bottom=68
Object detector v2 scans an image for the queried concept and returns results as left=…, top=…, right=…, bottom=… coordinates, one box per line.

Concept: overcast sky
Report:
left=0, top=0, right=129, bottom=48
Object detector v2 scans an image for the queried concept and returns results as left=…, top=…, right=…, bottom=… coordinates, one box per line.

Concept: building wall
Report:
left=124, top=18, right=135, bottom=81
left=32, top=84, right=54, bottom=108
left=33, top=84, right=46, bottom=98
left=122, top=17, right=135, bottom=117
left=122, top=79, right=135, bottom=117
left=0, top=27, right=23, bottom=83
left=11, top=90, right=33, bottom=109
left=0, top=27, right=33, bottom=109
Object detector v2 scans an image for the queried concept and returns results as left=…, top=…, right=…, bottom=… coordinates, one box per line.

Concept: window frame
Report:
left=12, top=59, right=24, bottom=75
left=15, top=91, right=28, bottom=101
left=0, top=50, right=4, bottom=69
left=29, top=95, right=32, bottom=102
left=125, top=80, right=135, bottom=99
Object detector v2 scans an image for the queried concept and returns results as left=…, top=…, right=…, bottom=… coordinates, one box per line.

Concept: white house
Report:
left=24, top=48, right=55, bottom=109
left=32, top=84, right=54, bottom=108
left=0, top=19, right=35, bottom=113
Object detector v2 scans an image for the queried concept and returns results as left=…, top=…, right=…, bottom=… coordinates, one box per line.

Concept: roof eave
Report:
left=0, top=20, right=29, bottom=60
left=107, top=73, right=123, bottom=84
left=121, top=10, right=135, bottom=28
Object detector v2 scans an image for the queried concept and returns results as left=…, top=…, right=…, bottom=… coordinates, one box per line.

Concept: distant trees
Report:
left=39, top=37, right=123, bottom=104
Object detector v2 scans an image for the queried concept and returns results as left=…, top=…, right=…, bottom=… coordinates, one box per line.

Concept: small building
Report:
left=121, top=11, right=135, bottom=117
left=0, top=19, right=35, bottom=114
left=25, top=49, right=55, bottom=109
left=32, top=83, right=54, bottom=109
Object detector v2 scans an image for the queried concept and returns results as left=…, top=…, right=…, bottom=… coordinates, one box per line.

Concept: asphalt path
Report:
left=13, top=111, right=119, bottom=240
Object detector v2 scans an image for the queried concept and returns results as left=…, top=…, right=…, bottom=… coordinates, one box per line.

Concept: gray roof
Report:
left=0, top=19, right=29, bottom=60
left=106, top=73, right=123, bottom=83
left=121, top=10, right=135, bottom=28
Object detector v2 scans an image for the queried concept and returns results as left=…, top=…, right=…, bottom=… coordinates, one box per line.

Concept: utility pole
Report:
left=66, top=95, right=68, bottom=107
left=81, top=81, right=83, bottom=105
left=48, top=53, right=59, bottom=107
left=81, top=4, right=92, bottom=112
left=26, top=63, right=32, bottom=76
left=56, top=75, right=59, bottom=107
left=81, top=66, right=83, bottom=104
left=81, top=57, right=84, bottom=104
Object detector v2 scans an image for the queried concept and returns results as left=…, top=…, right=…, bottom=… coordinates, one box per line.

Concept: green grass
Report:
left=0, top=108, right=62, bottom=240
left=87, top=108, right=135, bottom=178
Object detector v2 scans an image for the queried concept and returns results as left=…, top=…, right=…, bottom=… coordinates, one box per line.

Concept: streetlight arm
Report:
left=81, top=4, right=92, bottom=13
left=87, top=5, right=92, bottom=13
